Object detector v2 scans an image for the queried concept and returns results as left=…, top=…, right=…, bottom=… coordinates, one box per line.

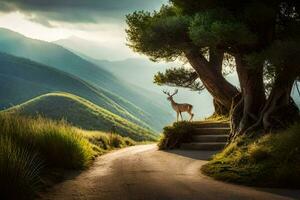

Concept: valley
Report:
left=0, top=28, right=173, bottom=132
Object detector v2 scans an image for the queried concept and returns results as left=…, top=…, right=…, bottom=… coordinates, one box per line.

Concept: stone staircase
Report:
left=181, top=122, right=230, bottom=151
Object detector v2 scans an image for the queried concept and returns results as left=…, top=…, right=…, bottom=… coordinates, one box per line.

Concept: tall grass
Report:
left=0, top=114, right=136, bottom=199
left=0, top=136, right=43, bottom=200
left=84, top=130, right=136, bottom=151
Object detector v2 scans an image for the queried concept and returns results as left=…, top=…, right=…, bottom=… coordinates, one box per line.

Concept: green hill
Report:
left=0, top=52, right=153, bottom=131
left=0, top=28, right=172, bottom=130
left=5, top=93, right=157, bottom=141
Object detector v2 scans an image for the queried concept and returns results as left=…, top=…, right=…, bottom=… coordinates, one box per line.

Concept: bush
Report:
left=85, top=131, right=135, bottom=151
left=36, top=127, right=95, bottom=169
left=158, top=121, right=194, bottom=150
left=202, top=122, right=300, bottom=188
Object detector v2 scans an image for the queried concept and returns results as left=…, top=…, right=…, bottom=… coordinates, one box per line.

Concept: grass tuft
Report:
left=0, top=136, right=43, bottom=200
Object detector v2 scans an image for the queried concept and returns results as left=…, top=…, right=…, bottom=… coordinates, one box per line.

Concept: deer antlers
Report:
left=163, top=89, right=178, bottom=97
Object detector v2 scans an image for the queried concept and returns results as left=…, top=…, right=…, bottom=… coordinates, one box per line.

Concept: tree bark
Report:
left=213, top=99, right=229, bottom=116
left=246, top=68, right=300, bottom=133
left=184, top=49, right=240, bottom=115
left=230, top=55, right=266, bottom=139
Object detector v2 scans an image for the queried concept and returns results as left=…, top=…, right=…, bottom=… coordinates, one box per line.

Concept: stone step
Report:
left=192, top=135, right=228, bottom=143
left=194, top=127, right=230, bottom=135
left=181, top=142, right=227, bottom=151
left=192, top=122, right=230, bottom=128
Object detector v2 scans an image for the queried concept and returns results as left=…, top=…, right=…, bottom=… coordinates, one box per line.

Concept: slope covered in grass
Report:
left=5, top=93, right=157, bottom=141
left=0, top=28, right=173, bottom=131
left=0, top=114, right=135, bottom=200
left=202, top=123, right=300, bottom=188
left=0, top=52, right=153, bottom=131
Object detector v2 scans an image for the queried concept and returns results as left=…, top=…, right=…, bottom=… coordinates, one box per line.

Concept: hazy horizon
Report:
left=0, top=0, right=168, bottom=61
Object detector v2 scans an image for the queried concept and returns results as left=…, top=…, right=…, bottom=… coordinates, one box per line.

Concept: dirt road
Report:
left=40, top=144, right=300, bottom=200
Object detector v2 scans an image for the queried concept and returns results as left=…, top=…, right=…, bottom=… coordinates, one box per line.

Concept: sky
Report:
left=0, top=0, right=168, bottom=60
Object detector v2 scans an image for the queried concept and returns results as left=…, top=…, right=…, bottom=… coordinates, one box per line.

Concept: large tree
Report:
left=126, top=0, right=300, bottom=140
left=126, top=5, right=240, bottom=116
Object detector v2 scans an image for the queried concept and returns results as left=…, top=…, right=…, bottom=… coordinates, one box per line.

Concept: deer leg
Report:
left=189, top=112, right=194, bottom=121
left=176, top=112, right=179, bottom=122
left=180, top=112, right=183, bottom=121
left=188, top=108, right=194, bottom=122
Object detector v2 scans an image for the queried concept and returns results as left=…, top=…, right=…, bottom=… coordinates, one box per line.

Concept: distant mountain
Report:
left=54, top=36, right=135, bottom=61
left=5, top=92, right=157, bottom=141
left=0, top=52, right=154, bottom=130
left=0, top=28, right=173, bottom=130
left=89, top=58, right=168, bottom=93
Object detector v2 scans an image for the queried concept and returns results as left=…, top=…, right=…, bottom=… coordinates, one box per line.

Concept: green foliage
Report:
left=202, top=123, right=300, bottom=187
left=158, top=121, right=194, bottom=150
left=0, top=114, right=136, bottom=199
left=5, top=92, right=158, bottom=142
left=189, top=11, right=257, bottom=48
left=265, top=40, right=300, bottom=74
left=126, top=6, right=190, bottom=61
left=86, top=131, right=135, bottom=150
left=154, top=67, right=205, bottom=91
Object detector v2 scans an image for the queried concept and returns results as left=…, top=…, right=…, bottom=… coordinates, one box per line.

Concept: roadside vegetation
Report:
left=158, top=121, right=195, bottom=150
left=202, top=123, right=300, bottom=188
left=0, top=114, right=136, bottom=199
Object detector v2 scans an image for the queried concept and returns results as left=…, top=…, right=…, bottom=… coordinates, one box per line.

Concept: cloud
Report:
left=0, top=0, right=167, bottom=26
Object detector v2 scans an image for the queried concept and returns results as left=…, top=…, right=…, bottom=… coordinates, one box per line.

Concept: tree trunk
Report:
left=213, top=99, right=229, bottom=116
left=184, top=49, right=240, bottom=115
left=230, top=55, right=266, bottom=139
left=246, top=69, right=300, bottom=133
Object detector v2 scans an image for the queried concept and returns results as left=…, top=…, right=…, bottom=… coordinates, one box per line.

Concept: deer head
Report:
left=163, top=89, right=178, bottom=101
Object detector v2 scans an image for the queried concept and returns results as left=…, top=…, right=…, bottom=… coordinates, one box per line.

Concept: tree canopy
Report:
left=126, top=0, right=300, bottom=138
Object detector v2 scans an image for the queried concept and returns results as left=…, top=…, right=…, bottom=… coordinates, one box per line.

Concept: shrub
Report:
left=36, top=126, right=95, bottom=169
left=108, top=134, right=135, bottom=148
left=84, top=131, right=136, bottom=150
left=158, top=121, right=194, bottom=150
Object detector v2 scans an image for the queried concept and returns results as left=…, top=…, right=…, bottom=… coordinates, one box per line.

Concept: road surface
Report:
left=40, top=144, right=300, bottom=200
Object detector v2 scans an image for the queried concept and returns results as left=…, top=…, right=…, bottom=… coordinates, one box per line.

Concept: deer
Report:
left=163, top=89, right=194, bottom=122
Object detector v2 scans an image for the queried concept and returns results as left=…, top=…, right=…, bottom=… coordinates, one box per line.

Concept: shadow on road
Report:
left=163, top=149, right=218, bottom=160
left=255, top=187, right=300, bottom=200
left=161, top=148, right=300, bottom=200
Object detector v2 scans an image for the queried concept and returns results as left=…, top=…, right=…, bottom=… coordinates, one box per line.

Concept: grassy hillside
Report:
left=0, top=52, right=154, bottom=131
left=0, top=28, right=173, bottom=130
left=5, top=93, right=157, bottom=141
left=202, top=124, right=300, bottom=188
left=0, top=114, right=135, bottom=200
